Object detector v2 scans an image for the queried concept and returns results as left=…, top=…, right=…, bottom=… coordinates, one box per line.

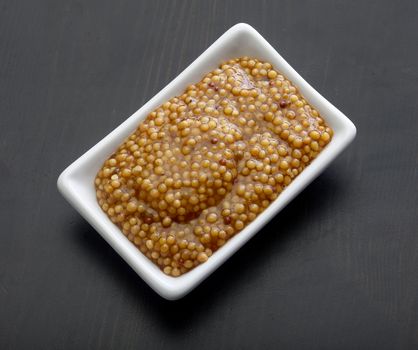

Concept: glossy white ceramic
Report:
left=57, top=23, right=356, bottom=300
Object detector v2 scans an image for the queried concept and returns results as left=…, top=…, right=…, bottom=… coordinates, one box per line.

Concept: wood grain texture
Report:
left=1, top=0, right=418, bottom=349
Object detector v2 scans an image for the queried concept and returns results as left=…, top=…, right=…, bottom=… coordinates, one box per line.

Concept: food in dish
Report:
left=95, top=57, right=333, bottom=276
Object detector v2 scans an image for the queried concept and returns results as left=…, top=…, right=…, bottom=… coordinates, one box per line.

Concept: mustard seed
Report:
left=95, top=57, right=333, bottom=277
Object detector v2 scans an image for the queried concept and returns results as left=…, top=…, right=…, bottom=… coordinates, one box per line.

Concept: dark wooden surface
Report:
left=1, top=0, right=418, bottom=349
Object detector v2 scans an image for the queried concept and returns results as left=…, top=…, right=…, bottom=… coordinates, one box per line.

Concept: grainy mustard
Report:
left=95, top=57, right=333, bottom=276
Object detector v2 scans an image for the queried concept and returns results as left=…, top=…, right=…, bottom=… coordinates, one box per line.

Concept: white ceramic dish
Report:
left=57, top=23, right=356, bottom=300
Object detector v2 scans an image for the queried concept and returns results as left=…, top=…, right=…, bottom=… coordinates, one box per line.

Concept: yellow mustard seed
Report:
left=95, top=57, right=333, bottom=277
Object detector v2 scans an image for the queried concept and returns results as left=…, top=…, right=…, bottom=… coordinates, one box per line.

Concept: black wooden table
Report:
left=1, top=1, right=418, bottom=349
